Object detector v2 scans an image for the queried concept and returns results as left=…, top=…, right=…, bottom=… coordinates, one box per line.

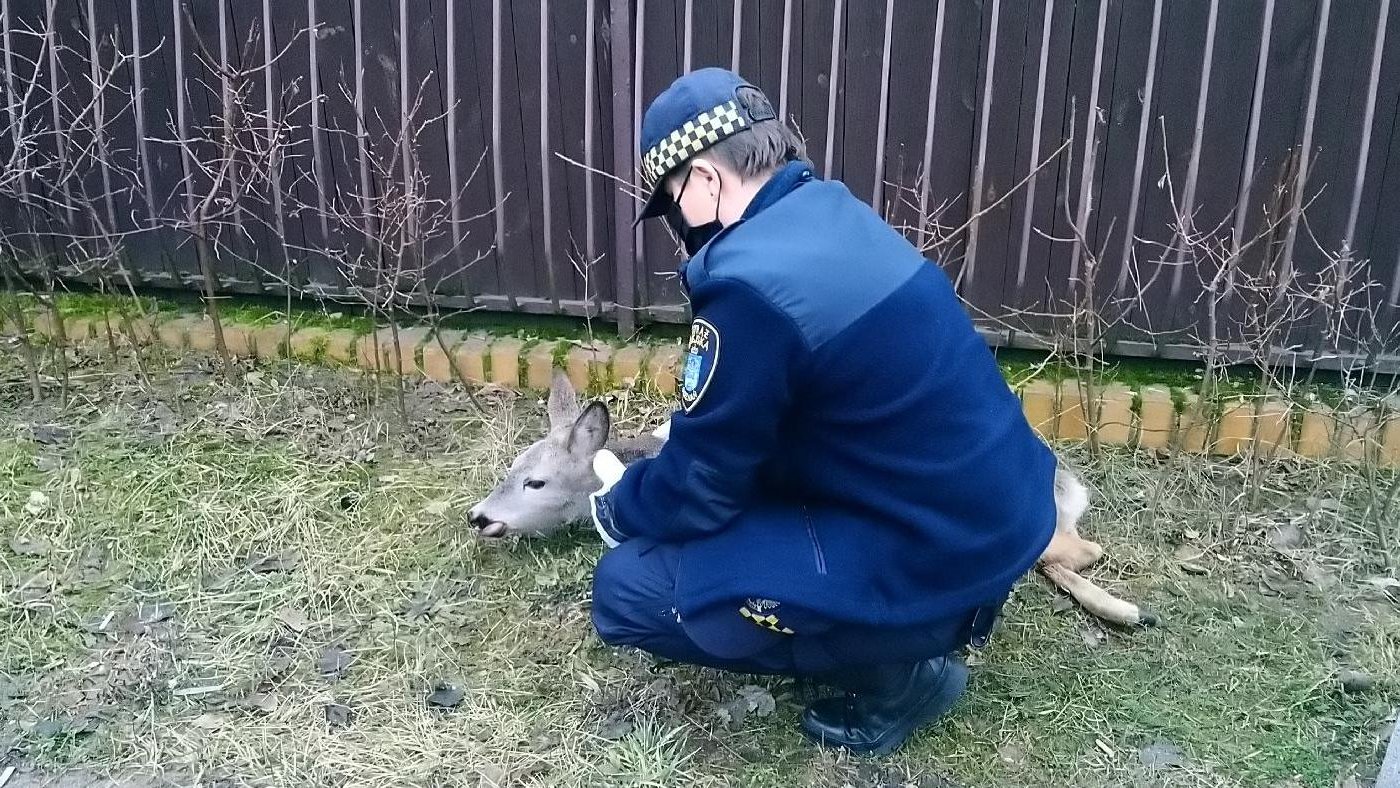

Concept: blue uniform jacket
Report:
left=593, top=161, right=1058, bottom=642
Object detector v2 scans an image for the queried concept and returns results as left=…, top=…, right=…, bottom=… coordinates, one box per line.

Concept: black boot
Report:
left=798, top=656, right=968, bottom=757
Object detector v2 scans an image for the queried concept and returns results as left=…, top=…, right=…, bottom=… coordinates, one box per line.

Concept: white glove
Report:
left=651, top=417, right=672, bottom=441
left=589, top=449, right=627, bottom=548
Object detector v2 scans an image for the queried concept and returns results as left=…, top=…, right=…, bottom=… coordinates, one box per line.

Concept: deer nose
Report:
left=469, top=512, right=491, bottom=530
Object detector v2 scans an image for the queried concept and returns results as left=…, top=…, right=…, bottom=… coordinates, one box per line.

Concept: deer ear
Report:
left=568, top=401, right=611, bottom=454
left=547, top=370, right=580, bottom=428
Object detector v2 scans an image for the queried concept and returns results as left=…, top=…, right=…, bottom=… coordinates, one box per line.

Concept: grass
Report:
left=0, top=347, right=1397, bottom=787
left=33, top=286, right=692, bottom=345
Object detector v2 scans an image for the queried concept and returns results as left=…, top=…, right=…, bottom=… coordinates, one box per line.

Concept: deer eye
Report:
left=523, top=479, right=547, bottom=490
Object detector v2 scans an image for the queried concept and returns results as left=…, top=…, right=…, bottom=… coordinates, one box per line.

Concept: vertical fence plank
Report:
left=610, top=0, right=635, bottom=334
left=489, top=0, right=514, bottom=307
left=353, top=0, right=373, bottom=242
left=264, top=0, right=289, bottom=291
left=837, top=0, right=881, bottom=208
left=168, top=0, right=193, bottom=256
left=821, top=0, right=844, bottom=178
left=1344, top=0, right=1392, bottom=259
left=308, top=0, right=328, bottom=241
left=1165, top=0, right=1220, bottom=318
left=539, top=0, right=558, bottom=311
left=1015, top=0, right=1056, bottom=298
left=975, top=0, right=1034, bottom=332
left=127, top=0, right=155, bottom=226
left=682, top=0, right=693, bottom=73
left=778, top=0, right=792, bottom=122
left=582, top=0, right=597, bottom=313
left=869, top=0, right=894, bottom=212
left=1067, top=0, right=1110, bottom=289
left=730, top=0, right=742, bottom=73
left=960, top=0, right=1002, bottom=294
left=1229, top=0, right=1276, bottom=266
left=44, top=0, right=74, bottom=227
left=1278, top=0, right=1331, bottom=298
left=916, top=0, right=948, bottom=250
left=85, top=0, right=120, bottom=241
left=876, top=0, right=937, bottom=234
left=442, top=0, right=476, bottom=306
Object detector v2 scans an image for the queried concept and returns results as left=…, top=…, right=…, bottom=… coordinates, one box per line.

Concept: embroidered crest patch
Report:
left=680, top=317, right=719, bottom=412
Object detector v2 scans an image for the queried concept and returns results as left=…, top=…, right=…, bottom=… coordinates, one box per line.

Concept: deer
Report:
left=468, top=371, right=1157, bottom=629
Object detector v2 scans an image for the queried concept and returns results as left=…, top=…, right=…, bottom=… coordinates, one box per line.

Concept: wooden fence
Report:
left=3, top=1, right=1400, bottom=369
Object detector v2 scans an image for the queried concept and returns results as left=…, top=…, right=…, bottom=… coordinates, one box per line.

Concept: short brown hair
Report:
left=678, top=121, right=809, bottom=184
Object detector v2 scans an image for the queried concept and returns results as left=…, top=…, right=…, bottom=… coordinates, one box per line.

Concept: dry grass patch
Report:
left=0, top=349, right=1396, bottom=787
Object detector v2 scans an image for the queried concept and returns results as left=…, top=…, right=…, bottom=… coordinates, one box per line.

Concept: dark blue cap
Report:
left=634, top=67, right=778, bottom=226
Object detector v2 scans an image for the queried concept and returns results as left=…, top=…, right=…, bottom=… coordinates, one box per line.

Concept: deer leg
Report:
left=1040, top=563, right=1155, bottom=627
left=1041, top=465, right=1156, bottom=627
left=1040, top=529, right=1104, bottom=573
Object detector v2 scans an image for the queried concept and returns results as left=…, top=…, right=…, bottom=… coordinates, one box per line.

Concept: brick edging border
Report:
left=8, top=310, right=1400, bottom=467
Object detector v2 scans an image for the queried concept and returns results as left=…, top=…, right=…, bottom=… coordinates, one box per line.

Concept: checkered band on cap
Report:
left=642, top=100, right=749, bottom=186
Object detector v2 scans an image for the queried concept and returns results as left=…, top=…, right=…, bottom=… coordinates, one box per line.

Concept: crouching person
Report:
left=587, top=68, right=1057, bottom=757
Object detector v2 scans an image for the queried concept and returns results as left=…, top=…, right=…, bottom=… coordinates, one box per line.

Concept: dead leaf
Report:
left=23, top=491, right=49, bottom=516
left=79, top=544, right=109, bottom=571
left=80, top=611, right=119, bottom=635
left=267, top=645, right=296, bottom=675
left=476, top=763, right=508, bottom=788
left=1364, top=577, right=1400, bottom=600
left=324, top=702, right=353, bottom=728
left=1079, top=626, right=1106, bottom=648
left=1173, top=544, right=1209, bottom=575
left=171, top=682, right=224, bottom=697
left=597, top=710, right=632, bottom=740
left=317, top=644, right=354, bottom=680
left=424, top=501, right=450, bottom=517
left=244, top=552, right=299, bottom=574
left=402, top=594, right=439, bottom=622
left=997, top=742, right=1027, bottom=767
left=68, top=712, right=103, bottom=735
left=190, top=713, right=225, bottom=729
left=427, top=683, right=465, bottom=708
left=1183, top=528, right=1202, bottom=541
left=30, top=423, right=70, bottom=446
left=32, top=719, right=66, bottom=738
left=717, top=685, right=776, bottom=730
left=8, top=535, right=52, bottom=556
left=1138, top=739, right=1187, bottom=769
left=1301, top=562, right=1337, bottom=589
left=1051, top=595, right=1075, bottom=614
left=1173, top=544, right=1204, bottom=562
left=1305, top=496, right=1342, bottom=513
left=739, top=685, right=776, bottom=717
left=1338, top=670, right=1374, bottom=694
left=241, top=693, right=278, bottom=713
left=125, top=600, right=174, bottom=633
left=276, top=607, right=311, bottom=633
left=1268, top=523, right=1304, bottom=550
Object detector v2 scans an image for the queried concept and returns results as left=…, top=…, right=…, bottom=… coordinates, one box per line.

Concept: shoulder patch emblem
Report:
left=680, top=317, right=719, bottom=413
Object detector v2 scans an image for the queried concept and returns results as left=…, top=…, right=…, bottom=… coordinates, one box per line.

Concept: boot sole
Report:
left=799, top=658, right=970, bottom=758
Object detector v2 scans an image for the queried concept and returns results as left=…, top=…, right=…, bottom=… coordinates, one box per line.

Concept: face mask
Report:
left=668, top=212, right=722, bottom=256
left=665, top=166, right=724, bottom=257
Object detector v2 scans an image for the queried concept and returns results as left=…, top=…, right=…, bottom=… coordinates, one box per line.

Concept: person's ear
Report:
left=689, top=158, right=721, bottom=198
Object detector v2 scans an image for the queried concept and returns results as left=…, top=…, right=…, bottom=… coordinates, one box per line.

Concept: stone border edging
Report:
left=7, top=310, right=1400, bottom=467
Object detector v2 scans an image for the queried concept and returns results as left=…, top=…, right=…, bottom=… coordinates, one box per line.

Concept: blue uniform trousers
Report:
left=590, top=538, right=1004, bottom=676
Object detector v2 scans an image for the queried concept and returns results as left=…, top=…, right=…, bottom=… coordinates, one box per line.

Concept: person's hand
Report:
left=589, top=450, right=627, bottom=548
